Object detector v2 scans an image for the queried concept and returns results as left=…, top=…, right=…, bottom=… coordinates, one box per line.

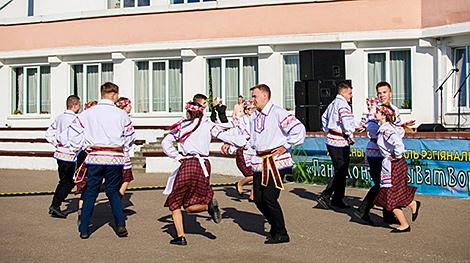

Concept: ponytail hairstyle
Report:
left=376, top=104, right=396, bottom=124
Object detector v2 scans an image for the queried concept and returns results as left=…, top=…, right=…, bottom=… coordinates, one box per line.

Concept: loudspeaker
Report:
left=417, top=123, right=446, bottom=132
left=300, top=49, right=345, bottom=81
left=295, top=79, right=352, bottom=107
left=295, top=105, right=327, bottom=132
left=294, top=81, right=307, bottom=106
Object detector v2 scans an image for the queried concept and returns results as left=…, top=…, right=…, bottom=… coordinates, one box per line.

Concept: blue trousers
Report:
left=79, top=164, right=125, bottom=234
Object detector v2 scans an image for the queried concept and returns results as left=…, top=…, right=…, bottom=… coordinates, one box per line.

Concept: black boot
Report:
left=208, top=198, right=221, bottom=223
left=49, top=206, right=67, bottom=219
left=170, top=236, right=187, bottom=246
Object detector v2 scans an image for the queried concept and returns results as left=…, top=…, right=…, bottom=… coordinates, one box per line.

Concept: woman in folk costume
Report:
left=355, top=97, right=396, bottom=224
left=232, top=99, right=256, bottom=201
left=115, top=97, right=134, bottom=197
left=161, top=100, right=246, bottom=246
left=373, top=104, right=421, bottom=233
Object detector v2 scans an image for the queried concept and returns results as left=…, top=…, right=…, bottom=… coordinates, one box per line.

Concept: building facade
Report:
left=0, top=0, right=469, bottom=137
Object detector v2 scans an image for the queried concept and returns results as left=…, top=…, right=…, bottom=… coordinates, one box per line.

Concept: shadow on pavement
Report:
left=290, top=187, right=393, bottom=229
left=66, top=193, right=136, bottom=234
left=158, top=213, right=217, bottom=240
left=221, top=207, right=266, bottom=237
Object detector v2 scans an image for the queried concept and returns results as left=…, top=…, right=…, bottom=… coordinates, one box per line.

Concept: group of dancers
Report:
left=45, top=80, right=421, bottom=245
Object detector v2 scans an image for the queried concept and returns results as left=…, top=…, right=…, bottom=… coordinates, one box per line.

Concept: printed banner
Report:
left=292, top=136, right=470, bottom=198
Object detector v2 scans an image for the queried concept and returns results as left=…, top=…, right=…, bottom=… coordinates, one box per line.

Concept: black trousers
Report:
left=253, top=169, right=289, bottom=236
left=51, top=160, right=76, bottom=208
left=322, top=145, right=350, bottom=203
left=360, top=157, right=395, bottom=220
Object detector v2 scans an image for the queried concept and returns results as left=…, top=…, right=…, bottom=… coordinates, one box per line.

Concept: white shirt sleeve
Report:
left=278, top=111, right=306, bottom=150
left=161, top=130, right=183, bottom=161
left=210, top=123, right=247, bottom=148
left=338, top=102, right=355, bottom=139
left=61, top=115, right=86, bottom=151
left=45, top=119, right=58, bottom=146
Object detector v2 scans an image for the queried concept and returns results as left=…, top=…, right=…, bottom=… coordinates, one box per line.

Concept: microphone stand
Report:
left=453, top=71, right=470, bottom=131
left=435, top=69, right=458, bottom=126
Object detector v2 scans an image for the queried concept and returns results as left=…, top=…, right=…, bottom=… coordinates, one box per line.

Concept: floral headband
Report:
left=185, top=102, right=206, bottom=113
left=366, top=97, right=379, bottom=105
left=376, top=104, right=395, bottom=117
left=243, top=99, right=255, bottom=109
left=116, top=98, right=131, bottom=109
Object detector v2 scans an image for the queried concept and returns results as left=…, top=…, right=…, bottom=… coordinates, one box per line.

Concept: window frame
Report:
left=133, top=59, right=184, bottom=114
left=450, top=46, right=470, bottom=111
left=109, top=0, right=150, bottom=9
left=205, top=55, right=259, bottom=111
left=365, top=48, right=413, bottom=113
left=10, top=64, right=51, bottom=116
left=280, top=52, right=300, bottom=112
left=69, top=62, right=113, bottom=103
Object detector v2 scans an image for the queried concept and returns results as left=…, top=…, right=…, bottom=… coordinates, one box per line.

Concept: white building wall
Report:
left=34, top=0, right=106, bottom=17
left=0, top=0, right=27, bottom=19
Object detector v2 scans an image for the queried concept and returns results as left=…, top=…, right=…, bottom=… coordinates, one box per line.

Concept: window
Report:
left=134, top=60, right=183, bottom=113
left=282, top=54, right=299, bottom=111
left=207, top=57, right=258, bottom=110
left=171, top=0, right=215, bottom=4
left=70, top=63, right=114, bottom=103
left=367, top=50, right=412, bottom=109
left=452, top=47, right=470, bottom=108
left=28, top=0, right=34, bottom=16
left=11, top=66, right=51, bottom=115
left=108, top=0, right=150, bottom=9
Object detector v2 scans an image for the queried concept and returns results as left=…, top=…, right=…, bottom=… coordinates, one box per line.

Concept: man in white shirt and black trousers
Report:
left=223, top=84, right=306, bottom=244
left=63, top=82, right=136, bottom=239
left=317, top=82, right=355, bottom=209
left=45, top=95, right=81, bottom=218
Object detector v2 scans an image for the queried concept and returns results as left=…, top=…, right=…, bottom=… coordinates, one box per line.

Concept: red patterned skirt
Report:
left=374, top=158, right=416, bottom=211
left=235, top=148, right=253, bottom=177
left=164, top=158, right=213, bottom=211
left=122, top=168, right=134, bottom=183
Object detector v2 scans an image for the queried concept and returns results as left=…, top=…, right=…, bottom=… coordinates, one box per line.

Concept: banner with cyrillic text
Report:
left=292, top=137, right=470, bottom=198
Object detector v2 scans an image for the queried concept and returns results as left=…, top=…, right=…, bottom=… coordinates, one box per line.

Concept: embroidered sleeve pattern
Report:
left=338, top=105, right=355, bottom=138
left=278, top=110, right=305, bottom=150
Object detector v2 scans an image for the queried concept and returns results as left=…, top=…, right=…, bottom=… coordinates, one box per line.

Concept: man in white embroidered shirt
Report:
left=247, top=84, right=306, bottom=244
left=45, top=95, right=81, bottom=219
left=64, top=82, right=136, bottom=239
left=317, top=82, right=355, bottom=209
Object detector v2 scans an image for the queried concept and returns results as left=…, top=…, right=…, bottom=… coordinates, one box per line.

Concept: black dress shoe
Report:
left=316, top=195, right=330, bottom=209
left=390, top=226, right=411, bottom=233
left=330, top=201, right=351, bottom=209
left=170, top=236, right=187, bottom=246
left=80, top=232, right=90, bottom=239
left=264, top=234, right=290, bottom=244
left=208, top=198, right=221, bottom=223
left=116, top=226, right=128, bottom=237
left=412, top=201, right=421, bottom=222
left=49, top=206, right=67, bottom=219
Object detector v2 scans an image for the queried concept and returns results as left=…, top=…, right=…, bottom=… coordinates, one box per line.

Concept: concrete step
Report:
left=140, top=147, right=163, bottom=153
left=132, top=167, right=146, bottom=173
left=131, top=157, right=146, bottom=165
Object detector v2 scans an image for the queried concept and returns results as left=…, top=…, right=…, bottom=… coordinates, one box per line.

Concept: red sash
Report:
left=257, top=149, right=284, bottom=190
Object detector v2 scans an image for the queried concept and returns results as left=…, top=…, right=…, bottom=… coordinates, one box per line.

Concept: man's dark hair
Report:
left=375, top=81, right=392, bottom=92
left=337, top=82, right=352, bottom=94
left=250, top=84, right=271, bottom=99
left=66, top=95, right=80, bottom=109
left=193, top=93, right=207, bottom=101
